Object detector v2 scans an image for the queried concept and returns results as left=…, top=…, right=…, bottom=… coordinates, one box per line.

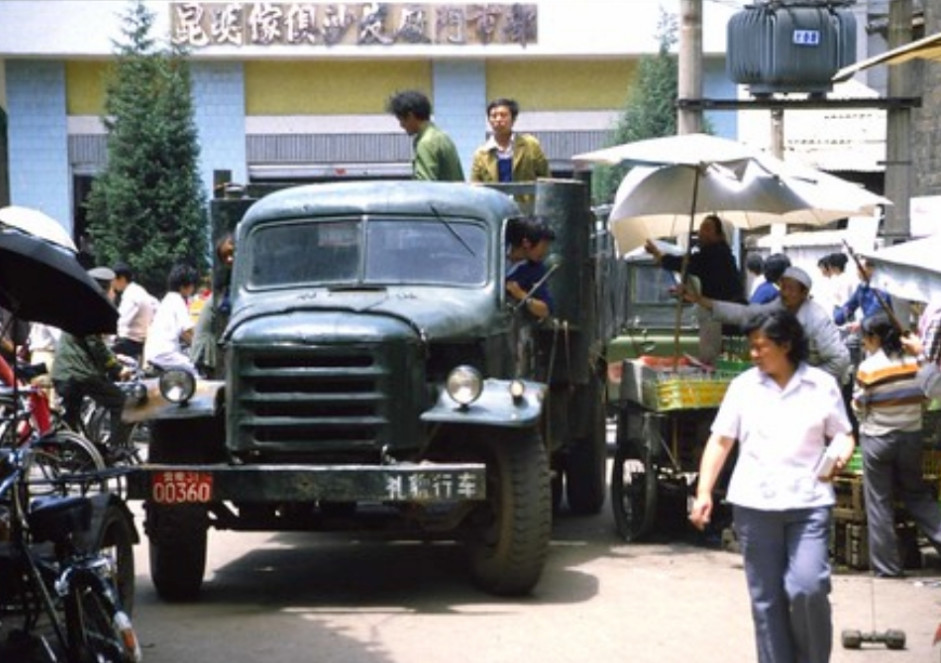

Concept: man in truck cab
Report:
left=505, top=216, right=555, bottom=320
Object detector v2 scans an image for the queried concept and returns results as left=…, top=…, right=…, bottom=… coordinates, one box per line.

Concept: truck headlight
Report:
left=446, top=365, right=483, bottom=406
left=159, top=369, right=196, bottom=404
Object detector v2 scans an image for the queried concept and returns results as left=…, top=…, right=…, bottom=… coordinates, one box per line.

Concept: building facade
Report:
left=0, top=0, right=738, bottom=240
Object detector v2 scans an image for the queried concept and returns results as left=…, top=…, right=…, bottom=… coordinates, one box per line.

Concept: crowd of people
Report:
left=649, top=226, right=941, bottom=662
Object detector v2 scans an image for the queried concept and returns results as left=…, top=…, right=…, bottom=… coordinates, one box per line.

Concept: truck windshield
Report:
left=247, top=217, right=489, bottom=288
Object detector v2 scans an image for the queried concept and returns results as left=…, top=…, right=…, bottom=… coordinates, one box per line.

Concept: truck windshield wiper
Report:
left=429, top=204, right=476, bottom=256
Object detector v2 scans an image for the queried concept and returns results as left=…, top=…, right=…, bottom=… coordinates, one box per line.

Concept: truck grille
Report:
left=229, top=343, right=418, bottom=458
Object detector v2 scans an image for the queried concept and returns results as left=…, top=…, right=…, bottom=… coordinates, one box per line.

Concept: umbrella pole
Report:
left=674, top=166, right=702, bottom=366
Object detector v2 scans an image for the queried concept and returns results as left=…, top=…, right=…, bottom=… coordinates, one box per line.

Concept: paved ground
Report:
left=123, top=498, right=941, bottom=663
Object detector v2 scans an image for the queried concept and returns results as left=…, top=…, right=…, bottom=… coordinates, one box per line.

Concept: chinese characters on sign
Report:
left=171, top=2, right=538, bottom=48
left=384, top=472, right=483, bottom=501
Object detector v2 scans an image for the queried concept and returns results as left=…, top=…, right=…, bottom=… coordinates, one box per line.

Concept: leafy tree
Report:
left=592, top=11, right=681, bottom=205
left=85, top=0, right=207, bottom=296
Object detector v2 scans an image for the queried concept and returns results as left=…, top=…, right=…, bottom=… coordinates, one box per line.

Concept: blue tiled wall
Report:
left=191, top=62, right=248, bottom=197
left=5, top=60, right=72, bottom=233
left=432, top=61, right=486, bottom=178
left=704, top=59, right=738, bottom=139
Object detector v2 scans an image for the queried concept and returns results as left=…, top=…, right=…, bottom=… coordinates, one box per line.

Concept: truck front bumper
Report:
left=126, top=462, right=487, bottom=504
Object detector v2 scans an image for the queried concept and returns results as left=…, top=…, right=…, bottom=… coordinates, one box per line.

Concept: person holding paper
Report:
left=689, top=308, right=854, bottom=663
left=853, top=311, right=941, bottom=577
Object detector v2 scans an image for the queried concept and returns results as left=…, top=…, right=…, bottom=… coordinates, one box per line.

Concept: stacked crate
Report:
left=829, top=446, right=939, bottom=570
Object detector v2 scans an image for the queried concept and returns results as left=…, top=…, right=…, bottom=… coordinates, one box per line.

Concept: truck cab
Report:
left=128, top=179, right=609, bottom=600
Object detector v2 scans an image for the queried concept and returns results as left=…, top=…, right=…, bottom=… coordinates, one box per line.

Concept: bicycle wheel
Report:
left=64, top=573, right=141, bottom=663
left=27, top=432, right=107, bottom=496
left=88, top=407, right=144, bottom=466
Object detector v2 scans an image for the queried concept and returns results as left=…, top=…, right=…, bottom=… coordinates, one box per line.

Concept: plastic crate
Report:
left=643, top=374, right=733, bottom=411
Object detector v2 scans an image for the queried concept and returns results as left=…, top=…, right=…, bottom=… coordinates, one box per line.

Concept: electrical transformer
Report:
left=727, top=1, right=857, bottom=96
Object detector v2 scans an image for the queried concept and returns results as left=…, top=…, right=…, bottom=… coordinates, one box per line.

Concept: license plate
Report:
left=151, top=471, right=213, bottom=504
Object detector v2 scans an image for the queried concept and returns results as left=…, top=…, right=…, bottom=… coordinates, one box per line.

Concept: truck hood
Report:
left=225, top=287, right=499, bottom=344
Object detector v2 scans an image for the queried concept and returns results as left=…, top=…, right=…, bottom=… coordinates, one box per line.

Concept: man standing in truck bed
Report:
left=387, top=90, right=464, bottom=182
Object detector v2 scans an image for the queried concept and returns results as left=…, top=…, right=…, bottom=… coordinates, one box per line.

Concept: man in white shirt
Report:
left=112, top=262, right=157, bottom=361
left=144, top=264, right=198, bottom=373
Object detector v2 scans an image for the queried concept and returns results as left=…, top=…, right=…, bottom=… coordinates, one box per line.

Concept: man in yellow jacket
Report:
left=470, top=98, right=550, bottom=184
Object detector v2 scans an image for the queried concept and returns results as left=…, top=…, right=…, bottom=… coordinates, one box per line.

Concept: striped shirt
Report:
left=853, top=348, right=925, bottom=435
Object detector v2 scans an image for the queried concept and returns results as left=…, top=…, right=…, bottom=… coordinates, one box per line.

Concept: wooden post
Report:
left=678, top=0, right=703, bottom=135
left=883, top=0, right=913, bottom=240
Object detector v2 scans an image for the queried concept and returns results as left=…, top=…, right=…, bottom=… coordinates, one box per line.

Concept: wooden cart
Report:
left=610, top=357, right=747, bottom=542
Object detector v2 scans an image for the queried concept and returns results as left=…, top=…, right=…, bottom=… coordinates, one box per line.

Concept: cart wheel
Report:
left=884, top=629, right=906, bottom=650
left=841, top=629, right=862, bottom=649
left=610, top=441, right=657, bottom=542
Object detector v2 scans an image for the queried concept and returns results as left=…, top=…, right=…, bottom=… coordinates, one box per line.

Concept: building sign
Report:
left=171, top=3, right=538, bottom=48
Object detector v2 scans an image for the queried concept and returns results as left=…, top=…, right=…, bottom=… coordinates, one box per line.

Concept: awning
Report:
left=833, top=31, right=941, bottom=82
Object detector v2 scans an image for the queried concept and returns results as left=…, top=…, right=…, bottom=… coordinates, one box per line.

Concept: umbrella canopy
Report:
left=0, top=230, right=117, bottom=335
left=862, top=234, right=941, bottom=303
left=608, top=160, right=889, bottom=254
left=573, top=132, right=756, bottom=170
left=0, top=205, right=77, bottom=251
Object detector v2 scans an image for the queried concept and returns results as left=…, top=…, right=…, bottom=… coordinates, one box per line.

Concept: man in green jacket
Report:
left=52, top=266, right=130, bottom=453
left=387, top=90, right=464, bottom=182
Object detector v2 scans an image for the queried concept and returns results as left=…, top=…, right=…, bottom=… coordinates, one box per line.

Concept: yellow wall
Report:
left=65, top=61, right=110, bottom=115
left=245, top=60, right=431, bottom=115
left=486, top=59, right=637, bottom=111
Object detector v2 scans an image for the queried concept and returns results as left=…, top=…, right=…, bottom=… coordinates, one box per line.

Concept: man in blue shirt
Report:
left=505, top=218, right=555, bottom=320
left=834, top=258, right=891, bottom=326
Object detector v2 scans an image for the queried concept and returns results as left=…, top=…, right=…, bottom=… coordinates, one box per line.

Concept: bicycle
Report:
left=0, top=434, right=140, bottom=662
left=76, top=358, right=149, bottom=466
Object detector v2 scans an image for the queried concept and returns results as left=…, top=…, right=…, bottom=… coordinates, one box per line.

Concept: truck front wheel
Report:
left=147, top=504, right=208, bottom=602
left=465, top=429, right=551, bottom=596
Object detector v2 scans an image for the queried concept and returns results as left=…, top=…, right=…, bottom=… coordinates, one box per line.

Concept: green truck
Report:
left=127, top=178, right=624, bottom=600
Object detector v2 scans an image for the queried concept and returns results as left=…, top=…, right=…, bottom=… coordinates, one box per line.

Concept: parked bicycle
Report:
left=0, top=434, right=140, bottom=662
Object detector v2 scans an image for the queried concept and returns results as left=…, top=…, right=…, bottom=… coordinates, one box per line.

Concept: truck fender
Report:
left=123, top=378, right=224, bottom=423
left=420, top=378, right=545, bottom=428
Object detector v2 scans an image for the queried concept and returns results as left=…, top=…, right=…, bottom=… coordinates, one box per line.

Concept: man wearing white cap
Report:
left=682, top=266, right=850, bottom=382
left=52, top=267, right=131, bottom=454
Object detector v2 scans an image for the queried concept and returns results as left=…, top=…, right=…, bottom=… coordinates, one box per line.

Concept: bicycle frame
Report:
left=0, top=439, right=140, bottom=661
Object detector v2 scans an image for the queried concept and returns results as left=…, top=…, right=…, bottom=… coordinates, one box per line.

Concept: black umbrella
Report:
left=0, top=230, right=117, bottom=335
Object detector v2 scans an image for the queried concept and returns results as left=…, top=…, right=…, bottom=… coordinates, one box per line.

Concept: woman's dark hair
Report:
left=763, top=253, right=791, bottom=283
left=742, top=308, right=808, bottom=367
left=167, top=263, right=199, bottom=292
left=861, top=311, right=903, bottom=357
left=487, top=97, right=520, bottom=119
left=828, top=252, right=848, bottom=272
left=745, top=253, right=764, bottom=275
left=701, top=214, right=725, bottom=240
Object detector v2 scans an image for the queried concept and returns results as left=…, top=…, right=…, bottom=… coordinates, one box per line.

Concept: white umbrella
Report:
left=0, top=206, right=76, bottom=252
left=862, top=234, right=941, bottom=303
left=572, top=133, right=756, bottom=171
left=608, top=160, right=889, bottom=254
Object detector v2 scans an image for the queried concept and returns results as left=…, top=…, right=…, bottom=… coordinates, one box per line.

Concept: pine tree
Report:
left=85, top=0, right=207, bottom=296
left=592, top=11, right=681, bottom=205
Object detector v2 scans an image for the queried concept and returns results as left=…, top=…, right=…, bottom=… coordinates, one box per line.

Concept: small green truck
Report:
left=127, top=179, right=614, bottom=600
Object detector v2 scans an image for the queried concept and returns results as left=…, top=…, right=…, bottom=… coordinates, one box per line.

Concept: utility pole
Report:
left=883, top=0, right=913, bottom=240
left=678, top=0, right=703, bottom=135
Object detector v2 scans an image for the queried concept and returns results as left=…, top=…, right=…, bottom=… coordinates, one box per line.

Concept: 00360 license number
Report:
left=151, top=471, right=213, bottom=504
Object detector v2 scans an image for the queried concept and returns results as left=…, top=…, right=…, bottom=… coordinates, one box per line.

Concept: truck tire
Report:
left=466, top=429, right=551, bottom=596
left=611, top=436, right=657, bottom=542
left=563, top=398, right=607, bottom=515
left=148, top=504, right=208, bottom=602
